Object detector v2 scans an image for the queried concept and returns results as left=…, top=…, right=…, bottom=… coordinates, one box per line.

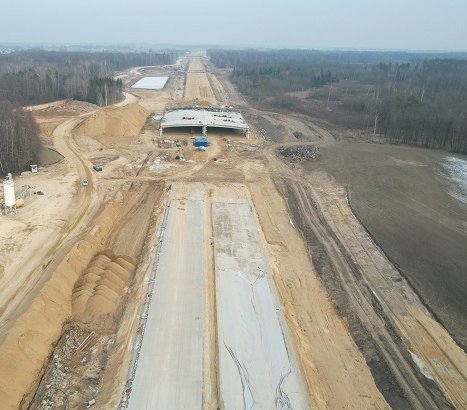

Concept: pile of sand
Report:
left=72, top=250, right=135, bottom=320
left=0, top=238, right=97, bottom=409
left=74, top=103, right=149, bottom=143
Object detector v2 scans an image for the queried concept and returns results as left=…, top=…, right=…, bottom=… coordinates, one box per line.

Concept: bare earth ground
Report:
left=184, top=59, right=217, bottom=105
left=0, top=55, right=465, bottom=410
left=303, top=143, right=467, bottom=349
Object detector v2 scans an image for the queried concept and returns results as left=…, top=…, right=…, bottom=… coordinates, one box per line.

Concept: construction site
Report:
left=0, top=51, right=466, bottom=410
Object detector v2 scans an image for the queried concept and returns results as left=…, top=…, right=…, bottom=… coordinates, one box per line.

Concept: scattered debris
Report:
left=277, top=145, right=320, bottom=162
left=161, top=139, right=175, bottom=148
left=85, top=398, right=96, bottom=408
left=149, top=157, right=174, bottom=172
left=75, top=332, right=100, bottom=355
left=29, top=323, right=111, bottom=409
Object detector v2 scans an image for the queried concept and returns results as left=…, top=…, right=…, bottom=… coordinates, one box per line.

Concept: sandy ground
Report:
left=1, top=53, right=466, bottom=410
left=245, top=166, right=389, bottom=409
left=31, top=100, right=98, bottom=143
left=0, top=163, right=76, bottom=330
left=0, top=105, right=99, bottom=341
left=0, top=87, right=157, bottom=409
left=184, top=59, right=217, bottom=105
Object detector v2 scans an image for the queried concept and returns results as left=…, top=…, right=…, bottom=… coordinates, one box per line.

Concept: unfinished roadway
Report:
left=122, top=56, right=387, bottom=410
left=124, top=57, right=309, bottom=409
left=126, top=182, right=309, bottom=409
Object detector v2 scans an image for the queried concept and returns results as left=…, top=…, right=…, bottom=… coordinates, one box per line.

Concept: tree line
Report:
left=209, top=49, right=467, bottom=154
left=0, top=66, right=123, bottom=106
left=0, top=50, right=177, bottom=72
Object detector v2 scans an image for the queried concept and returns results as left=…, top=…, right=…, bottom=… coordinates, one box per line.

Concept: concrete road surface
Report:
left=128, top=184, right=206, bottom=410
left=213, top=199, right=309, bottom=409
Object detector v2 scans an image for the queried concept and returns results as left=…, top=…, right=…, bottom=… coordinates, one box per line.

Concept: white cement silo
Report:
left=3, top=173, right=16, bottom=207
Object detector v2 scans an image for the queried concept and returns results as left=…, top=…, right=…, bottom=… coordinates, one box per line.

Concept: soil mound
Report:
left=71, top=250, right=135, bottom=320
left=74, top=103, right=149, bottom=143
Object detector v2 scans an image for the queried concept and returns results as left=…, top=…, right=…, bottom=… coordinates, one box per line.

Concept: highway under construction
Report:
left=126, top=183, right=308, bottom=409
left=0, top=53, right=466, bottom=410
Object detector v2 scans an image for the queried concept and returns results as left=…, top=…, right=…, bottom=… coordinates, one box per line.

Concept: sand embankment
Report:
left=74, top=103, right=149, bottom=145
left=0, top=202, right=122, bottom=409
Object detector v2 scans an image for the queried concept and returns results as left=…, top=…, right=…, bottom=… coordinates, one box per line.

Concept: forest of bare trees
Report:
left=0, top=100, right=41, bottom=173
left=210, top=50, right=467, bottom=154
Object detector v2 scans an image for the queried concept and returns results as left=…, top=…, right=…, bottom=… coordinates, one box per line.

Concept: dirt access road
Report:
left=0, top=112, right=97, bottom=339
left=264, top=141, right=467, bottom=408
left=0, top=91, right=139, bottom=339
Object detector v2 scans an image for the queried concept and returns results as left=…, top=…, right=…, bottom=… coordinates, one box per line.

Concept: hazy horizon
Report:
left=1, top=0, right=467, bottom=52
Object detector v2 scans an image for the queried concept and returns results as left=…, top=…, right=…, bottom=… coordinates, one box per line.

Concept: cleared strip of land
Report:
left=213, top=194, right=308, bottom=409
left=128, top=183, right=206, bottom=410
left=184, top=60, right=216, bottom=104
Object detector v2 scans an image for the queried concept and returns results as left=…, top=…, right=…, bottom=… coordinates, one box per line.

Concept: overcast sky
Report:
left=1, top=0, right=466, bottom=51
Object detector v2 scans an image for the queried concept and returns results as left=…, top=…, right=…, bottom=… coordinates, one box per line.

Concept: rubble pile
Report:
left=277, top=145, right=320, bottom=162
left=29, top=324, right=111, bottom=409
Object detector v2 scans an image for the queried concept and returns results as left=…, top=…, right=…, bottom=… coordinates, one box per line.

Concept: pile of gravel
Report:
left=276, top=145, right=320, bottom=162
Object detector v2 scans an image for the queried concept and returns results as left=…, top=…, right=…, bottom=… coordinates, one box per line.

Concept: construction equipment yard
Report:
left=0, top=52, right=466, bottom=410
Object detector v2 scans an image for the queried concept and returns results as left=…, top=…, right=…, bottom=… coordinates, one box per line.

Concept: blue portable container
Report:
left=194, top=137, right=208, bottom=148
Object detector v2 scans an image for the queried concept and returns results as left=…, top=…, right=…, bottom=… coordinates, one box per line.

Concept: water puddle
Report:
left=441, top=155, right=467, bottom=205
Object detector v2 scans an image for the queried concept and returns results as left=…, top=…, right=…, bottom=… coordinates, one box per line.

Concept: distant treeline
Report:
left=0, top=100, right=41, bottom=174
left=0, top=50, right=178, bottom=106
left=210, top=49, right=467, bottom=154
left=0, top=50, right=177, bottom=72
